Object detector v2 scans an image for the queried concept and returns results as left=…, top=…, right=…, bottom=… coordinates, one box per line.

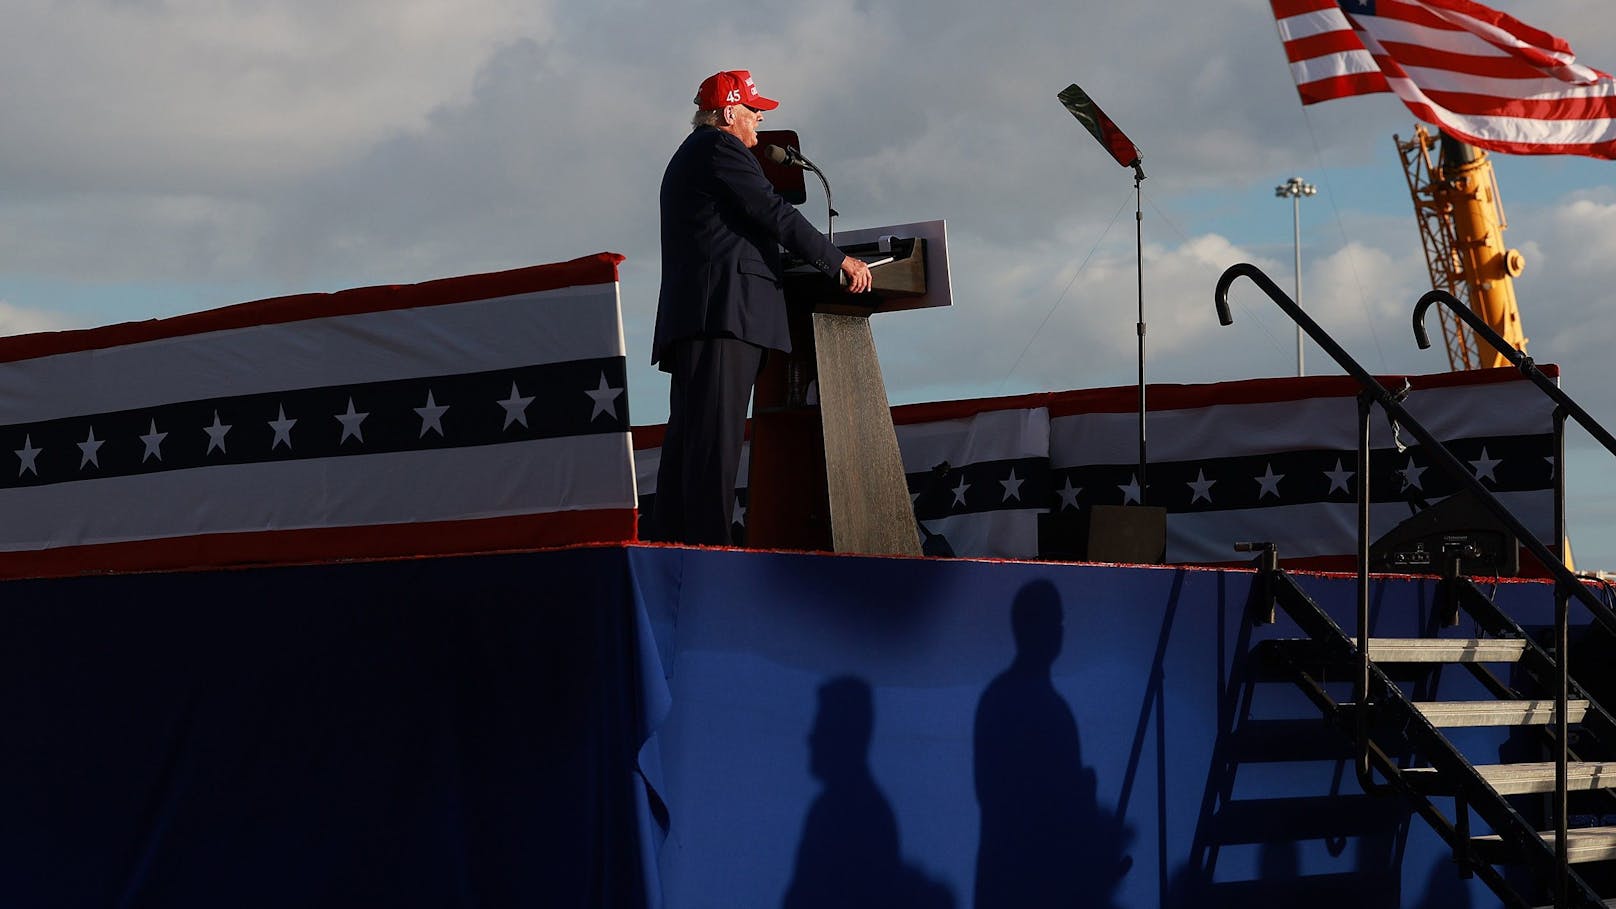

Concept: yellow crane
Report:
left=1395, top=124, right=1528, bottom=370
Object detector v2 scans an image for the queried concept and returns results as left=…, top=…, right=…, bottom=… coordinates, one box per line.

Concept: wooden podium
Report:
left=746, top=235, right=937, bottom=556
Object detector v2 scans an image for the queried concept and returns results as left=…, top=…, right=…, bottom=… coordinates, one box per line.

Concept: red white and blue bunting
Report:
left=634, top=368, right=1555, bottom=568
left=0, top=253, right=637, bottom=578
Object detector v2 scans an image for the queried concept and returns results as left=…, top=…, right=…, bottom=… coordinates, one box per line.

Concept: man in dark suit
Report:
left=651, top=70, right=872, bottom=545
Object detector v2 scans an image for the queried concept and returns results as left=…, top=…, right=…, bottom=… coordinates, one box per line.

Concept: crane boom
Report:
left=1395, top=125, right=1528, bottom=370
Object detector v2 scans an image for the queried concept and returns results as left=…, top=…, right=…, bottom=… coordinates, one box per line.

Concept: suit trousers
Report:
left=653, top=336, right=765, bottom=546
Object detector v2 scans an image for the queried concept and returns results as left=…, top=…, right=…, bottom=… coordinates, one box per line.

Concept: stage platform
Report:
left=0, top=543, right=1585, bottom=907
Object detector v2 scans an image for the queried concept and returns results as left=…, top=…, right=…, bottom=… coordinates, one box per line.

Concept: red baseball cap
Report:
left=694, top=70, right=779, bottom=111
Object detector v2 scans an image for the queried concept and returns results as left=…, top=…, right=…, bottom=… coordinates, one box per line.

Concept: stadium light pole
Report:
left=1275, top=176, right=1317, bottom=377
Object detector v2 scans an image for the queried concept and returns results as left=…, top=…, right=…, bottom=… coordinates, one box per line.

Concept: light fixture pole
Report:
left=1275, top=176, right=1317, bottom=377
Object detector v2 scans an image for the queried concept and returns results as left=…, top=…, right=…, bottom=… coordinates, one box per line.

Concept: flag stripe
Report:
left=1297, top=72, right=1395, bottom=104
left=1275, top=7, right=1360, bottom=41
left=878, top=365, right=1556, bottom=423
left=1363, top=6, right=1603, bottom=83
left=1271, top=0, right=1616, bottom=157
left=897, top=408, right=1049, bottom=468
left=910, top=456, right=1050, bottom=520
left=1051, top=434, right=1552, bottom=513
left=1165, top=491, right=1547, bottom=564
left=1286, top=29, right=1377, bottom=63
left=1367, top=12, right=1532, bottom=64
left=0, top=285, right=625, bottom=424
left=1271, top=0, right=1342, bottom=19
left=1393, top=93, right=1616, bottom=155
left=1396, top=67, right=1616, bottom=104
left=1404, top=87, right=1616, bottom=127
left=1291, top=53, right=1387, bottom=85
left=0, top=434, right=636, bottom=554
left=1048, top=376, right=1552, bottom=464
left=1417, top=0, right=1582, bottom=68
left=913, top=511, right=1041, bottom=562
left=1362, top=15, right=1604, bottom=83
left=1, top=357, right=628, bottom=489
left=1274, top=1, right=1387, bottom=104
left=1376, top=42, right=1566, bottom=82
left=1371, top=0, right=1475, bottom=36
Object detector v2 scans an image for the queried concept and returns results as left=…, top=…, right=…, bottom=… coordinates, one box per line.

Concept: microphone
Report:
left=762, top=143, right=835, bottom=242
left=764, top=144, right=814, bottom=170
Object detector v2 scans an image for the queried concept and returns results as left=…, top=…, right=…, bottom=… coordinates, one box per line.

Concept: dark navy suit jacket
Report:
left=652, top=126, right=843, bottom=370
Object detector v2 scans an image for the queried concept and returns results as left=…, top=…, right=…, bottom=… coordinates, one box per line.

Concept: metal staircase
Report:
left=1183, top=586, right=1410, bottom=906
left=1213, top=265, right=1616, bottom=907
left=1257, top=569, right=1616, bottom=907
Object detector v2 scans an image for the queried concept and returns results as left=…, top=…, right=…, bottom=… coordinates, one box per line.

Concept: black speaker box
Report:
left=1369, top=488, right=1519, bottom=576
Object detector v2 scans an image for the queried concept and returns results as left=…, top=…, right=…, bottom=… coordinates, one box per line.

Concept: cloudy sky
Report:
left=5, top=0, right=1616, bottom=564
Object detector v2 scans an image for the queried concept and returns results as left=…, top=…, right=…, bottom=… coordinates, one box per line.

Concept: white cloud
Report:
left=0, top=193, right=271, bottom=280
left=0, top=299, right=80, bottom=337
left=0, top=0, right=557, bottom=190
left=1503, top=189, right=1616, bottom=424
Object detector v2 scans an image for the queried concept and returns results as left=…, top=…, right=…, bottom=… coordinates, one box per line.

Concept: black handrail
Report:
left=1415, top=289, right=1616, bottom=458
left=1216, top=265, right=1616, bottom=825
left=1414, top=287, right=1606, bottom=908
left=1215, top=264, right=1609, bottom=630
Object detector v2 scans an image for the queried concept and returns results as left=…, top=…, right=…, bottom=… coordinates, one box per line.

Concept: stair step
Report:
left=1532, top=899, right=1616, bottom=909
left=1225, top=719, right=1357, bottom=763
left=1414, top=700, right=1587, bottom=727
left=1403, top=761, right=1616, bottom=796
left=1471, top=825, right=1616, bottom=865
left=1365, top=637, right=1526, bottom=663
left=1204, top=795, right=1406, bottom=845
left=1258, top=638, right=1527, bottom=682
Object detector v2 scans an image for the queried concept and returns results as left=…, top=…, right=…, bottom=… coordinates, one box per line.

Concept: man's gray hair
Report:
left=691, top=108, right=724, bottom=129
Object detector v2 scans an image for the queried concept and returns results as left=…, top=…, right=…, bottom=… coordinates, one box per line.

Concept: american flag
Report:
left=0, top=253, right=638, bottom=579
left=1270, top=0, right=1616, bottom=158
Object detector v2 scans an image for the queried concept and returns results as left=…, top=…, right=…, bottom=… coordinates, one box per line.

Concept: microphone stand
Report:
left=1057, top=84, right=1151, bottom=510
left=788, top=146, right=837, bottom=242
left=1132, top=159, right=1147, bottom=505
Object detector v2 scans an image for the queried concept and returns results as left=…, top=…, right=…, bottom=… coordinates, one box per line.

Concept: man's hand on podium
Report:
left=839, top=255, right=873, bottom=293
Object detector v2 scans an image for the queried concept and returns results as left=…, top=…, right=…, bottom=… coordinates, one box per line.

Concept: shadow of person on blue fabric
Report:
left=974, top=579, right=1134, bottom=909
left=782, top=676, right=954, bottom=909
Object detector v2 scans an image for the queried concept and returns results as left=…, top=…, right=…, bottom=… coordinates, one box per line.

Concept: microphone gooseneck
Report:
left=763, top=144, right=812, bottom=169
left=762, top=144, right=834, bottom=242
